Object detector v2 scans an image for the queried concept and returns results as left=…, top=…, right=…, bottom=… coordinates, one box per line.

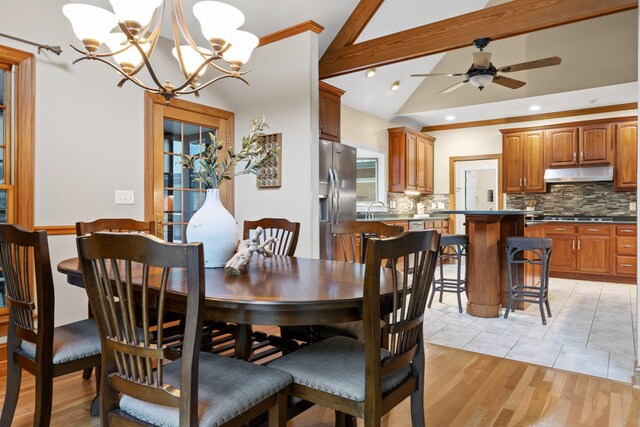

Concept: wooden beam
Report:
left=319, top=0, right=637, bottom=79
left=323, top=0, right=385, bottom=54
left=421, top=103, right=638, bottom=132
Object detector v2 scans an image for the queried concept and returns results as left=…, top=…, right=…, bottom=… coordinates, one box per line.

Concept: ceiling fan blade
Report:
left=438, top=80, right=468, bottom=94
left=473, top=51, right=492, bottom=68
left=411, top=72, right=467, bottom=77
left=498, top=56, right=562, bottom=73
left=493, top=75, right=526, bottom=89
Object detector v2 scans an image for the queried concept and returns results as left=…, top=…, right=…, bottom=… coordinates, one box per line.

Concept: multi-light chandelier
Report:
left=62, top=0, right=259, bottom=102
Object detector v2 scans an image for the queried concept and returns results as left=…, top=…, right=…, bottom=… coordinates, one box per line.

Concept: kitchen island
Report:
left=436, top=210, right=528, bottom=318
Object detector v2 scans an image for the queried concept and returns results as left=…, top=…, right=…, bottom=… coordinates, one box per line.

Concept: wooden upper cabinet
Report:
left=319, top=81, right=344, bottom=142
left=406, top=132, right=417, bottom=191
left=503, top=133, right=524, bottom=193
left=522, top=131, right=545, bottom=192
left=388, top=127, right=435, bottom=194
left=614, top=121, right=637, bottom=191
left=502, top=131, right=544, bottom=193
left=545, top=127, right=578, bottom=167
left=579, top=123, right=613, bottom=165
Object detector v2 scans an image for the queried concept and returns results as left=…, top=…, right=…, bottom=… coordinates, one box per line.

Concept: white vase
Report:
left=186, top=189, right=238, bottom=268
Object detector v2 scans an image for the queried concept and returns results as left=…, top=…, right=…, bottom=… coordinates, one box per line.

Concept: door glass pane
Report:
left=162, top=119, right=217, bottom=242
left=0, top=68, right=4, bottom=105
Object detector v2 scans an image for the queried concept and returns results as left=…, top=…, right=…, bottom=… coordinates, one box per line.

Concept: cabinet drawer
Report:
left=578, top=225, right=610, bottom=235
left=433, top=220, right=443, bottom=228
left=616, top=237, right=637, bottom=256
left=545, top=225, right=577, bottom=235
left=616, top=225, right=637, bottom=236
left=615, top=256, right=637, bottom=276
left=423, top=221, right=434, bottom=229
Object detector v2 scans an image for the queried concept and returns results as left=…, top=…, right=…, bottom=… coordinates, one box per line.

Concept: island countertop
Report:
left=434, top=210, right=538, bottom=215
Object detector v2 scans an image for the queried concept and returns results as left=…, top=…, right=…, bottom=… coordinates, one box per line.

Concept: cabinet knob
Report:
left=573, top=152, right=577, bottom=162
left=577, top=240, right=581, bottom=250
left=571, top=240, right=575, bottom=250
left=620, top=264, right=635, bottom=267
left=621, top=230, right=634, bottom=233
left=587, top=228, right=600, bottom=232
left=621, top=244, right=633, bottom=248
left=555, top=228, right=566, bottom=231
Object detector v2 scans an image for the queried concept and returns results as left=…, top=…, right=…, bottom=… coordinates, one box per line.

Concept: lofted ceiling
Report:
left=86, top=1, right=638, bottom=128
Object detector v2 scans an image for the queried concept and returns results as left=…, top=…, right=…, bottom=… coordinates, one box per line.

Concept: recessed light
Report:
left=365, top=68, right=376, bottom=78
left=445, top=115, right=456, bottom=121
left=529, top=105, right=541, bottom=111
left=390, top=80, right=400, bottom=91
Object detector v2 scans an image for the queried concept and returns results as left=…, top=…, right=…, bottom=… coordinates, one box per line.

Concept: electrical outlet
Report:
left=115, top=190, right=134, bottom=205
left=631, top=202, right=637, bottom=212
left=431, top=202, right=436, bottom=209
left=437, top=202, right=445, bottom=209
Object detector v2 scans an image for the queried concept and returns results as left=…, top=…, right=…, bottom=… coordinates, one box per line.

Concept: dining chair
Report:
left=270, top=229, right=440, bottom=426
left=243, top=217, right=301, bottom=256
left=0, top=224, right=101, bottom=426
left=283, top=220, right=404, bottom=344
left=76, top=217, right=156, bottom=237
left=77, top=232, right=292, bottom=426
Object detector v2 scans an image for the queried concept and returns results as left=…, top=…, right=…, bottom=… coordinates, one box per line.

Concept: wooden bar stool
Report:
left=504, top=237, right=553, bottom=325
left=428, top=234, right=469, bottom=313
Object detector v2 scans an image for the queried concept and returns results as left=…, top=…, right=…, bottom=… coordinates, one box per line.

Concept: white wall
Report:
left=214, top=32, right=319, bottom=258
left=341, top=105, right=399, bottom=151
left=0, top=0, right=316, bottom=324
left=429, top=109, right=638, bottom=194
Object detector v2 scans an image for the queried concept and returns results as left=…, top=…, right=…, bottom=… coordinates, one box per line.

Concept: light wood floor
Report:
left=1, top=343, right=639, bottom=426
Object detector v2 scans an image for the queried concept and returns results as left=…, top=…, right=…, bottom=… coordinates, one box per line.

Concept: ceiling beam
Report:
left=323, top=0, right=385, bottom=54
left=319, top=0, right=637, bottom=79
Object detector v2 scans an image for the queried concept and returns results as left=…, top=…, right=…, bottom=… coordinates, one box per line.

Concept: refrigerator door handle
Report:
left=329, top=167, right=337, bottom=223
left=333, top=168, right=341, bottom=222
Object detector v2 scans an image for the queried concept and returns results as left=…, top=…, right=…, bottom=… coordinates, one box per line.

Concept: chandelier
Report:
left=62, top=0, right=259, bottom=103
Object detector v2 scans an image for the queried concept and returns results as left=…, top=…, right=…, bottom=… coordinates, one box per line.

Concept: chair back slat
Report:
left=76, top=218, right=156, bottom=237
left=78, top=233, right=205, bottom=420
left=243, top=218, right=301, bottom=257
left=0, top=225, right=55, bottom=349
left=362, top=230, right=439, bottom=384
left=328, top=221, right=404, bottom=263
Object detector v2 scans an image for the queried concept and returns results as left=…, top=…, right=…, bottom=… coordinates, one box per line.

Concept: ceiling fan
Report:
left=411, top=38, right=562, bottom=94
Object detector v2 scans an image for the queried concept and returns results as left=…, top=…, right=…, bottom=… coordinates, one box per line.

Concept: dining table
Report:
left=57, top=254, right=398, bottom=360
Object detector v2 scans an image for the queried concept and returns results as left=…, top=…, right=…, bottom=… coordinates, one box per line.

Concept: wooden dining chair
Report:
left=283, top=220, right=404, bottom=344
left=270, top=229, right=440, bottom=427
left=77, top=232, right=292, bottom=427
left=0, top=224, right=101, bottom=426
left=243, top=218, right=301, bottom=256
left=241, top=218, right=301, bottom=361
left=76, top=217, right=156, bottom=237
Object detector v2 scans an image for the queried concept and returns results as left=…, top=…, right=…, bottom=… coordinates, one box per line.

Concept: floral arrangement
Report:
left=180, top=116, right=279, bottom=189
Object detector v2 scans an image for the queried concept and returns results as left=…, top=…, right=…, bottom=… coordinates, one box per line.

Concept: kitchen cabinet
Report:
left=388, top=127, right=435, bottom=194
left=614, top=121, right=638, bottom=191
left=502, top=130, right=544, bottom=193
left=319, top=81, right=344, bottom=142
left=543, top=124, right=613, bottom=167
left=615, top=225, right=637, bottom=277
left=540, top=223, right=638, bottom=282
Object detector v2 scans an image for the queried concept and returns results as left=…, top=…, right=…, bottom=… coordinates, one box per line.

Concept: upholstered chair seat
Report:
left=19, top=318, right=101, bottom=364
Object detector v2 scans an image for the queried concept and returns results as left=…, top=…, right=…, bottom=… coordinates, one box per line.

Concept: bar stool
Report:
left=504, top=237, right=553, bottom=325
left=428, top=234, right=469, bottom=313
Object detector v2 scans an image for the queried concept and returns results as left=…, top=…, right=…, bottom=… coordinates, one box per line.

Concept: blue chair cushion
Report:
left=268, top=336, right=412, bottom=402
left=19, top=318, right=101, bottom=364
left=119, top=352, right=292, bottom=427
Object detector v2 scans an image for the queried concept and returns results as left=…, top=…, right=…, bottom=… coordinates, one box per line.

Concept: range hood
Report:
left=543, top=166, right=613, bottom=183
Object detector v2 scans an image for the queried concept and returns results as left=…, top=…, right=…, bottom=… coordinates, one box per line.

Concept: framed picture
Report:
left=256, top=133, right=282, bottom=188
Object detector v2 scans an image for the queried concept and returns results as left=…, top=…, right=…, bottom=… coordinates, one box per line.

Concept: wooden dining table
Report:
left=58, top=255, right=397, bottom=360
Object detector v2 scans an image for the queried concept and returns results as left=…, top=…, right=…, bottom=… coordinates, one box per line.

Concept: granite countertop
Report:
left=526, top=218, right=637, bottom=225
left=434, top=210, right=539, bottom=215
left=356, top=213, right=450, bottom=222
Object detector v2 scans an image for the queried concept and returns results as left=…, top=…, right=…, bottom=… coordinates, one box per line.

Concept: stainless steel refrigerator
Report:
left=319, top=140, right=357, bottom=259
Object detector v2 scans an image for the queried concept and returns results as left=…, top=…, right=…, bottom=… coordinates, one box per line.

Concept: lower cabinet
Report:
left=541, top=223, right=634, bottom=283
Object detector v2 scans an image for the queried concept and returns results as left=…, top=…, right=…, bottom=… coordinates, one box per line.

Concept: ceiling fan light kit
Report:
left=62, top=0, right=259, bottom=103
left=411, top=38, right=562, bottom=94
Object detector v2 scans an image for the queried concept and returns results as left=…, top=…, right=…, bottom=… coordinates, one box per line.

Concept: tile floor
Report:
left=424, top=265, right=638, bottom=383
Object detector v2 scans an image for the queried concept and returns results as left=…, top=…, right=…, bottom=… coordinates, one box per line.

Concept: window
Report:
left=353, top=144, right=386, bottom=211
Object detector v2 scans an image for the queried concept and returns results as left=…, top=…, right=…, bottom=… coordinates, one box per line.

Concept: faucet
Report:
left=366, top=201, right=386, bottom=219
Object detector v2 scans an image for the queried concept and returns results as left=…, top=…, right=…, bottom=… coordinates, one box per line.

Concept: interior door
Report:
left=146, top=96, right=232, bottom=242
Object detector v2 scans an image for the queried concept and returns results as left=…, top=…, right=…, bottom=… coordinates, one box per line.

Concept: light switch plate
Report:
left=431, top=203, right=436, bottom=209
left=630, top=202, right=637, bottom=211
left=115, top=190, right=134, bottom=205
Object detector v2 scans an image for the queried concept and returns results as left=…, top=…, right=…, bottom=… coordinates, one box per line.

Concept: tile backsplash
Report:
left=506, top=183, right=637, bottom=216
left=387, top=193, right=450, bottom=214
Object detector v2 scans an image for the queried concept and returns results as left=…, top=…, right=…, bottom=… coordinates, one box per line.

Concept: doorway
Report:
left=450, top=155, right=502, bottom=235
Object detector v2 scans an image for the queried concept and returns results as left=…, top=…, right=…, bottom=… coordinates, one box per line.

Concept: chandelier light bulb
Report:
left=193, top=1, right=245, bottom=51
left=172, top=45, right=212, bottom=77
left=222, top=31, right=259, bottom=70
left=104, top=33, right=149, bottom=73
left=108, top=0, right=162, bottom=29
left=62, top=4, right=118, bottom=52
